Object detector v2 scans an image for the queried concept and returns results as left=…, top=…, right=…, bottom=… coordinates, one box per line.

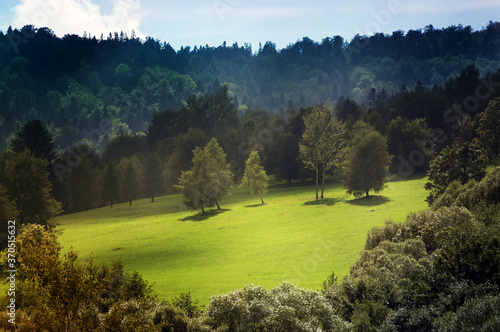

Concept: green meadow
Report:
left=56, top=176, right=428, bottom=305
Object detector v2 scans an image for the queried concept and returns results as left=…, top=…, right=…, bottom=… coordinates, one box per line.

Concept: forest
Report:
left=1, top=20, right=500, bottom=330
left=0, top=21, right=499, bottom=151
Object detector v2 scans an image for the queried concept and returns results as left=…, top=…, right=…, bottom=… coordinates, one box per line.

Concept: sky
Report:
left=0, top=0, right=499, bottom=51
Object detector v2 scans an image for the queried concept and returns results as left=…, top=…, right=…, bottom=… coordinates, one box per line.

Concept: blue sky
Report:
left=1, top=0, right=499, bottom=50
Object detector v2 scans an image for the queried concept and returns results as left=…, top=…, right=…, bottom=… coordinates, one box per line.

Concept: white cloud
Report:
left=10, top=0, right=146, bottom=39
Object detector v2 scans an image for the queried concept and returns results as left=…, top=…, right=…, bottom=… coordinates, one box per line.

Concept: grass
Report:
left=56, top=176, right=429, bottom=305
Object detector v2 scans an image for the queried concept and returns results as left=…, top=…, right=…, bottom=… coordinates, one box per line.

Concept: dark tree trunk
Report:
left=260, top=196, right=264, bottom=204
left=201, top=206, right=205, bottom=214
left=216, top=200, right=220, bottom=209
left=129, top=200, right=132, bottom=206
left=315, top=163, right=319, bottom=200
left=151, top=194, right=155, bottom=203
left=321, top=167, right=326, bottom=199
left=366, top=190, right=370, bottom=197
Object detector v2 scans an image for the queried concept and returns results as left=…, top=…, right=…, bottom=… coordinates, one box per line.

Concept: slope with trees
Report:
left=1, top=22, right=500, bottom=151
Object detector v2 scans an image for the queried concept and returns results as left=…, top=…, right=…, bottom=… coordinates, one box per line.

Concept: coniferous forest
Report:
left=1, top=20, right=500, bottom=330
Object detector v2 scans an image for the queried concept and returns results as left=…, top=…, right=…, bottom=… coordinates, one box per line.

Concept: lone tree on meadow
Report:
left=203, top=138, right=234, bottom=209
left=175, top=138, right=233, bottom=214
left=343, top=122, right=391, bottom=198
left=241, top=151, right=270, bottom=204
left=299, top=103, right=346, bottom=199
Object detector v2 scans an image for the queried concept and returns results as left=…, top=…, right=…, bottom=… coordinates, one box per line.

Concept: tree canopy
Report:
left=343, top=122, right=391, bottom=198
left=175, top=138, right=233, bottom=213
left=299, top=104, right=346, bottom=199
left=241, top=150, right=270, bottom=204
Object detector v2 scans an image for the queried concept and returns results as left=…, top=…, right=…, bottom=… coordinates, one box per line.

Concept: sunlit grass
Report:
left=56, top=176, right=429, bottom=305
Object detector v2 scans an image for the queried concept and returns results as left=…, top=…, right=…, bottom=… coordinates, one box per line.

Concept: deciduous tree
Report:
left=424, top=140, right=487, bottom=205
left=203, top=138, right=234, bottom=209
left=0, top=150, right=61, bottom=226
left=241, top=151, right=270, bottom=204
left=300, top=104, right=346, bottom=199
left=343, top=122, right=391, bottom=198
left=477, top=97, right=500, bottom=160
left=175, top=138, right=233, bottom=213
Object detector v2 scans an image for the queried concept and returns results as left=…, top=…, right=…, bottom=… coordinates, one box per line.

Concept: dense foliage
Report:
left=1, top=22, right=500, bottom=151
left=175, top=138, right=233, bottom=213
left=240, top=150, right=270, bottom=204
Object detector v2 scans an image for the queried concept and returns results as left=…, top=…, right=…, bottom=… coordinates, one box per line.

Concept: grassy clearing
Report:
left=56, top=176, right=428, bottom=305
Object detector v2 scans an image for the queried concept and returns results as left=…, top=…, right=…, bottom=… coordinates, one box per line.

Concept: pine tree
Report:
left=11, top=119, right=56, bottom=161
left=241, top=151, right=270, bottom=204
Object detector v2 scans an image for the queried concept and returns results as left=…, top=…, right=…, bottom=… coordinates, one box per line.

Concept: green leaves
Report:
left=241, top=151, right=269, bottom=203
left=175, top=138, right=233, bottom=213
left=299, top=103, right=346, bottom=199
left=425, top=139, right=486, bottom=205
left=343, top=122, right=391, bottom=197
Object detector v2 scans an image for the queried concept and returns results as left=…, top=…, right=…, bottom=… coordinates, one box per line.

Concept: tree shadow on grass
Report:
left=303, top=198, right=339, bottom=206
left=179, top=208, right=230, bottom=222
left=245, top=203, right=266, bottom=208
left=347, top=195, right=390, bottom=206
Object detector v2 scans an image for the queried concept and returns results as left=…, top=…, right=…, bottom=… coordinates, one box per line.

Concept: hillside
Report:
left=56, top=176, right=428, bottom=304
left=1, top=22, right=500, bottom=150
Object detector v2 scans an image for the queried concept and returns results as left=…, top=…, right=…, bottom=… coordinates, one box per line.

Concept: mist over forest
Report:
left=1, top=21, right=499, bottom=151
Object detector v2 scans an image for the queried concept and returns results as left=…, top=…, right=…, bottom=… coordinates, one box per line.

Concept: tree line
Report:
left=1, top=67, right=500, bottom=221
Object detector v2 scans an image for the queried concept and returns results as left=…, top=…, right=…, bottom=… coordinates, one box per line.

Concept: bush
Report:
left=204, top=283, right=351, bottom=332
